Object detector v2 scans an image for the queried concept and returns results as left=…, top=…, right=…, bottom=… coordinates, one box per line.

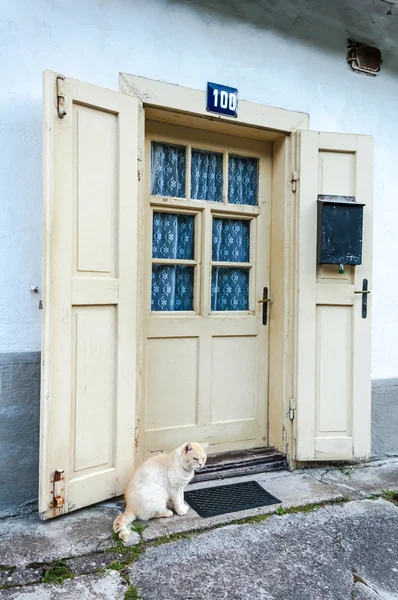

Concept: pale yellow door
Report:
left=39, top=71, right=140, bottom=519
left=140, top=122, right=272, bottom=457
left=295, top=131, right=373, bottom=461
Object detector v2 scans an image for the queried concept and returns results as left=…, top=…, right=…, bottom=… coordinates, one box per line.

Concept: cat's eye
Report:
left=193, top=457, right=198, bottom=461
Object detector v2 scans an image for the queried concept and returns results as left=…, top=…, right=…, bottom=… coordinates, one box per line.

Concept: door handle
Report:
left=258, top=287, right=270, bottom=325
left=354, top=279, right=370, bottom=319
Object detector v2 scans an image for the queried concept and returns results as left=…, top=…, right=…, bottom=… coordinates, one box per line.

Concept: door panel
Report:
left=211, top=336, right=256, bottom=422
left=146, top=337, right=199, bottom=429
left=72, top=306, right=116, bottom=473
left=40, top=71, right=140, bottom=519
left=141, top=121, right=272, bottom=457
left=296, top=131, right=373, bottom=461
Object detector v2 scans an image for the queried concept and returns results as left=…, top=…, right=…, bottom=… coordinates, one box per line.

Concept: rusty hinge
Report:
left=57, top=76, right=67, bottom=119
left=51, top=469, right=65, bottom=507
left=291, top=171, right=299, bottom=193
left=289, top=398, right=296, bottom=421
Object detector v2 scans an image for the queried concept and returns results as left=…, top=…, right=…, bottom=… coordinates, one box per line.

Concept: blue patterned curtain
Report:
left=152, top=212, right=194, bottom=260
left=212, top=218, right=250, bottom=262
left=211, top=268, right=249, bottom=311
left=152, top=212, right=195, bottom=311
left=211, top=218, right=250, bottom=311
left=151, top=142, right=186, bottom=198
left=150, top=142, right=258, bottom=312
left=228, top=155, right=258, bottom=206
left=191, top=149, right=223, bottom=202
left=152, top=265, right=194, bottom=311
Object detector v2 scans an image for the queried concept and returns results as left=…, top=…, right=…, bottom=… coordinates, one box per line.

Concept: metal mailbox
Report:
left=317, top=195, right=365, bottom=266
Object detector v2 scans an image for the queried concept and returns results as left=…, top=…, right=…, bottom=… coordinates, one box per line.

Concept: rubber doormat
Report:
left=184, top=480, right=281, bottom=518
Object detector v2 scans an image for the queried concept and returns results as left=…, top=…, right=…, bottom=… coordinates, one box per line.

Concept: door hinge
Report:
left=50, top=469, right=65, bottom=508
left=57, top=76, right=67, bottom=119
left=289, top=398, right=296, bottom=421
left=291, top=171, right=299, bottom=193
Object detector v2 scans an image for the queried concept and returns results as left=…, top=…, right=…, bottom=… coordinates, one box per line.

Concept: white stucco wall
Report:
left=0, top=0, right=397, bottom=378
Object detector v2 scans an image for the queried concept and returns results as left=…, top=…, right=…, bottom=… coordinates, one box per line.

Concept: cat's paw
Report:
left=118, top=529, right=130, bottom=542
left=175, top=505, right=189, bottom=516
left=155, top=509, right=174, bottom=518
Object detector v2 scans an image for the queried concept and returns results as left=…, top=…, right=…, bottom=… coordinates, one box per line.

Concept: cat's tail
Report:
left=113, top=508, right=136, bottom=542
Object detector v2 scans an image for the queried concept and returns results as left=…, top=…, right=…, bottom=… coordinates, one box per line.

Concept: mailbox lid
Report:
left=317, top=194, right=365, bottom=265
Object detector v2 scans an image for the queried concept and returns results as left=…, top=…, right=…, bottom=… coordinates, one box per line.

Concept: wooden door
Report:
left=295, top=131, right=373, bottom=461
left=140, top=122, right=272, bottom=458
left=40, top=71, right=141, bottom=518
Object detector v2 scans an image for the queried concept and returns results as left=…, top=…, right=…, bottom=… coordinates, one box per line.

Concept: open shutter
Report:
left=39, top=71, right=141, bottom=519
left=295, top=131, right=373, bottom=462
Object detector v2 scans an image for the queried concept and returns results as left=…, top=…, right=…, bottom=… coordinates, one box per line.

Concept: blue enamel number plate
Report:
left=206, top=82, right=238, bottom=118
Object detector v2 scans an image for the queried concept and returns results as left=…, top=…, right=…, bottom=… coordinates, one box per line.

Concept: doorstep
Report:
left=191, top=446, right=287, bottom=483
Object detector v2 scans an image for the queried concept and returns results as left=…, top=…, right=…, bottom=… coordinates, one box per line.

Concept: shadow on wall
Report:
left=0, top=353, right=40, bottom=517
left=169, top=0, right=398, bottom=69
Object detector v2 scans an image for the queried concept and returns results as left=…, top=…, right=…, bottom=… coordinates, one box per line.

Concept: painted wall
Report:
left=1, top=0, right=397, bottom=378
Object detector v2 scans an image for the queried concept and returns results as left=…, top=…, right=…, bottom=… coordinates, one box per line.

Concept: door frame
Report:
left=120, top=72, right=309, bottom=464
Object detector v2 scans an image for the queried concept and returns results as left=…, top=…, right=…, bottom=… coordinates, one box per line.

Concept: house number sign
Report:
left=206, top=82, right=238, bottom=118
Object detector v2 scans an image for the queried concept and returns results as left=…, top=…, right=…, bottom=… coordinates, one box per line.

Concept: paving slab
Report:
left=0, top=572, right=126, bottom=600
left=141, top=469, right=342, bottom=541
left=309, top=457, right=398, bottom=499
left=0, top=505, right=119, bottom=567
left=127, top=499, right=398, bottom=600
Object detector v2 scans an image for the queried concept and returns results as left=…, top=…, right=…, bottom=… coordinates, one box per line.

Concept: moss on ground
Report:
left=382, top=489, right=398, bottom=505
left=41, top=561, right=74, bottom=585
left=131, top=522, right=147, bottom=535
left=124, top=585, right=140, bottom=599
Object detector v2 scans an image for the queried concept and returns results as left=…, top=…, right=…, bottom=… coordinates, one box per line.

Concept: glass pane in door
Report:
left=228, top=155, right=258, bottom=206
left=151, top=212, right=196, bottom=312
left=151, top=142, right=186, bottom=198
left=191, top=149, right=223, bottom=202
left=211, top=268, right=249, bottom=311
left=212, top=218, right=250, bottom=262
left=211, top=217, right=251, bottom=311
left=152, top=213, right=194, bottom=260
left=152, top=265, right=194, bottom=311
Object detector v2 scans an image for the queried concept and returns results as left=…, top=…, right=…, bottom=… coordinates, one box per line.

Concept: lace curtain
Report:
left=151, top=142, right=186, bottom=198
left=191, top=149, right=223, bottom=202
left=151, top=142, right=258, bottom=207
left=151, top=212, right=195, bottom=311
left=228, top=155, right=258, bottom=206
left=211, top=218, right=250, bottom=311
left=152, top=265, right=194, bottom=311
left=151, top=142, right=257, bottom=311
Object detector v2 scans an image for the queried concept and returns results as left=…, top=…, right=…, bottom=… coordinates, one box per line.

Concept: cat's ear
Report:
left=185, top=443, right=193, bottom=453
left=200, top=442, right=209, bottom=450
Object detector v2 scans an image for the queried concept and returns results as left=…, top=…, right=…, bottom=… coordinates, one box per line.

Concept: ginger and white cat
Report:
left=113, top=442, right=208, bottom=542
